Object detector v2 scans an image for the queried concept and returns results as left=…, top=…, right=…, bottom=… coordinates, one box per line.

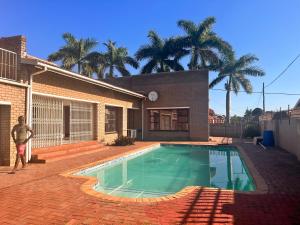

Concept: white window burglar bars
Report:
left=0, top=48, right=18, bottom=81
left=32, top=95, right=63, bottom=148
left=32, top=95, right=95, bottom=148
left=70, top=101, right=93, bottom=141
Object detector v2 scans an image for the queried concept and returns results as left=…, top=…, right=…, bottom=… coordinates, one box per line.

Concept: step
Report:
left=44, top=146, right=110, bottom=162
left=37, top=144, right=106, bottom=160
left=32, top=141, right=99, bottom=154
left=29, top=155, right=46, bottom=164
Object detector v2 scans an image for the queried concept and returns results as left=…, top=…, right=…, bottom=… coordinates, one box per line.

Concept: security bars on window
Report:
left=0, top=48, right=18, bottom=81
left=32, top=95, right=94, bottom=148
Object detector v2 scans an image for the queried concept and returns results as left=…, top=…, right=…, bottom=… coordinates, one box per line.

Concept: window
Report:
left=105, top=107, right=117, bottom=133
left=148, top=109, right=189, bottom=131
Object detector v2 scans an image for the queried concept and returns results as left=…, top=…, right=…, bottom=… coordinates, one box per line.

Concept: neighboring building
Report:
left=292, top=99, right=300, bottom=118
left=0, top=35, right=209, bottom=166
left=208, top=109, right=225, bottom=124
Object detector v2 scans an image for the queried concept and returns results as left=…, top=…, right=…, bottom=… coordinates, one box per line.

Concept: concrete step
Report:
left=35, top=144, right=105, bottom=159
left=43, top=146, right=110, bottom=162
left=29, top=155, right=46, bottom=164
left=32, top=141, right=99, bottom=154
left=30, top=141, right=108, bottom=163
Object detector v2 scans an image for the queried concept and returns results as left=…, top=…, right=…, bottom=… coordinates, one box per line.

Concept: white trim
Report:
left=105, top=103, right=123, bottom=108
left=104, top=103, right=139, bottom=110
left=0, top=101, right=11, bottom=105
left=23, top=60, right=145, bottom=99
left=146, top=106, right=190, bottom=110
left=141, top=101, right=144, bottom=140
left=32, top=92, right=100, bottom=104
left=0, top=78, right=29, bottom=88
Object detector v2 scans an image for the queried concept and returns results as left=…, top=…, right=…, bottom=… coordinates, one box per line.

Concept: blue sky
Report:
left=1, top=0, right=300, bottom=116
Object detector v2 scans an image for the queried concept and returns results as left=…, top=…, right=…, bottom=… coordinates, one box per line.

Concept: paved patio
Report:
left=0, top=140, right=300, bottom=225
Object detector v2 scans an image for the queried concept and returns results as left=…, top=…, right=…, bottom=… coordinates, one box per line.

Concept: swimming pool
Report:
left=75, top=144, right=255, bottom=198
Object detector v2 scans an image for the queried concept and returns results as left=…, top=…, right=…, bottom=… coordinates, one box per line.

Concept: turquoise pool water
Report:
left=76, top=144, right=255, bottom=198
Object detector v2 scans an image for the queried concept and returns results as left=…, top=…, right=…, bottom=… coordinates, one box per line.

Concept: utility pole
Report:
left=263, top=82, right=265, bottom=113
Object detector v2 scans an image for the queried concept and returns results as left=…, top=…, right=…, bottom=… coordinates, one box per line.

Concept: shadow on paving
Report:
left=175, top=141, right=300, bottom=225
left=176, top=188, right=300, bottom=225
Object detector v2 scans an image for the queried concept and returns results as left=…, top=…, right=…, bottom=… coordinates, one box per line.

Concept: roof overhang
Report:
left=21, top=58, right=145, bottom=99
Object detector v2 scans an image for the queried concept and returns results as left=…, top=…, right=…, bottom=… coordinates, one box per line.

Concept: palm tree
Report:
left=87, top=40, right=138, bottom=78
left=209, top=54, right=265, bottom=123
left=135, top=31, right=186, bottom=74
left=48, top=33, right=98, bottom=75
left=176, top=17, right=232, bottom=70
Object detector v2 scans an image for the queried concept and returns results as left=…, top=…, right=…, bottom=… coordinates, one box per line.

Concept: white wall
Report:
left=262, top=118, right=300, bottom=161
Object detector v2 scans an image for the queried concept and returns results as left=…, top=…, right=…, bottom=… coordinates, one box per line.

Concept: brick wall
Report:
left=32, top=71, right=142, bottom=144
left=0, top=83, right=27, bottom=165
left=107, top=70, right=209, bottom=141
left=0, top=35, right=28, bottom=82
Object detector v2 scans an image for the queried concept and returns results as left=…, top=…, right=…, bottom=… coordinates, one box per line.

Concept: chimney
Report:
left=0, top=35, right=27, bottom=57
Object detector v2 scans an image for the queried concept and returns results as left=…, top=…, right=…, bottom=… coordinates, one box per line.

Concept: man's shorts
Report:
left=17, top=144, right=26, bottom=156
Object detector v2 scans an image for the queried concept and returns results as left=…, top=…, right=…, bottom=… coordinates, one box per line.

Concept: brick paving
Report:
left=0, top=141, right=300, bottom=225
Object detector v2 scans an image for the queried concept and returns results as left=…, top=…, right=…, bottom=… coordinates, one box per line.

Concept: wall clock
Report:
left=148, top=91, right=159, bottom=102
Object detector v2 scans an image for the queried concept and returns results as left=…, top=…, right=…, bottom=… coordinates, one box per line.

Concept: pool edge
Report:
left=234, top=144, right=269, bottom=195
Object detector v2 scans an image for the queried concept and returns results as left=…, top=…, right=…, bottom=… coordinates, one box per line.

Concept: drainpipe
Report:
left=141, top=100, right=144, bottom=140
left=26, top=67, right=47, bottom=162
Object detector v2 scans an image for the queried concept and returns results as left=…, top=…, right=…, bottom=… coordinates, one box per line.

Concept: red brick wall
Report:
left=0, top=35, right=28, bottom=82
left=0, top=35, right=26, bottom=57
left=0, top=83, right=27, bottom=165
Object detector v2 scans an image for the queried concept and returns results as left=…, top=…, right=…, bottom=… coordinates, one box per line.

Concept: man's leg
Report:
left=20, top=155, right=26, bottom=168
left=11, top=154, right=20, bottom=173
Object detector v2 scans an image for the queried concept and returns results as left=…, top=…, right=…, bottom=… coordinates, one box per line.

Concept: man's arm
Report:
left=11, top=126, right=17, bottom=144
left=24, top=126, right=34, bottom=144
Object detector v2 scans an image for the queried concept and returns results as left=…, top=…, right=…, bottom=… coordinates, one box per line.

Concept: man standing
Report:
left=11, top=116, right=34, bottom=173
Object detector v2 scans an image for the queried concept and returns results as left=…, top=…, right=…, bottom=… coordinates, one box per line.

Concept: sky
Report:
left=1, top=0, right=300, bottom=116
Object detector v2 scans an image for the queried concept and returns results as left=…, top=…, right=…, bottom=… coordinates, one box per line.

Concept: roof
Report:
left=21, top=55, right=145, bottom=99
left=294, top=99, right=300, bottom=109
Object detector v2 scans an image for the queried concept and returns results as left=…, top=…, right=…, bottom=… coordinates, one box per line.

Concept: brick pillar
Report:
left=122, top=107, right=128, bottom=137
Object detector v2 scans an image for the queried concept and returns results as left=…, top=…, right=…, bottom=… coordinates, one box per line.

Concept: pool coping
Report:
left=60, top=142, right=268, bottom=203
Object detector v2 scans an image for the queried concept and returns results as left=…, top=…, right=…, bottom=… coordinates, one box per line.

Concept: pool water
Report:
left=76, top=144, right=255, bottom=198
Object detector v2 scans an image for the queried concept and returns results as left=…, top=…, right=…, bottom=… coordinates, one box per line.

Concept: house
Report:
left=208, top=109, right=225, bottom=124
left=291, top=99, right=300, bottom=118
left=0, top=35, right=209, bottom=166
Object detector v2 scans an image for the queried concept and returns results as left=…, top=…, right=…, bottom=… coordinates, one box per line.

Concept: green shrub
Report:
left=243, top=125, right=261, bottom=138
left=114, top=136, right=135, bottom=146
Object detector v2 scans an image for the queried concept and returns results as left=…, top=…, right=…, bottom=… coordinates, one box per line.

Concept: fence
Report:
left=210, top=121, right=259, bottom=138
left=0, top=48, right=18, bottom=81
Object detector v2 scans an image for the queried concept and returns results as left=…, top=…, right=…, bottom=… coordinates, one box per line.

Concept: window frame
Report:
left=105, top=106, right=118, bottom=133
left=148, top=108, right=189, bottom=132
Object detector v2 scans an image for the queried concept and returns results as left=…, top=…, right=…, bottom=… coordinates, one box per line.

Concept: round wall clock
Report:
left=148, top=91, right=159, bottom=102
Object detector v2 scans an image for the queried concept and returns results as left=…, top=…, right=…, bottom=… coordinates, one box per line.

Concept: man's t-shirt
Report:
left=14, top=125, right=30, bottom=144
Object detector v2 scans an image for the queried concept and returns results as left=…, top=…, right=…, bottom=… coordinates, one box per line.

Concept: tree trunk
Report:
left=109, top=65, right=113, bottom=78
left=226, top=88, right=231, bottom=124
left=160, top=61, right=164, bottom=72
left=78, top=62, right=81, bottom=74
left=190, top=47, right=197, bottom=70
